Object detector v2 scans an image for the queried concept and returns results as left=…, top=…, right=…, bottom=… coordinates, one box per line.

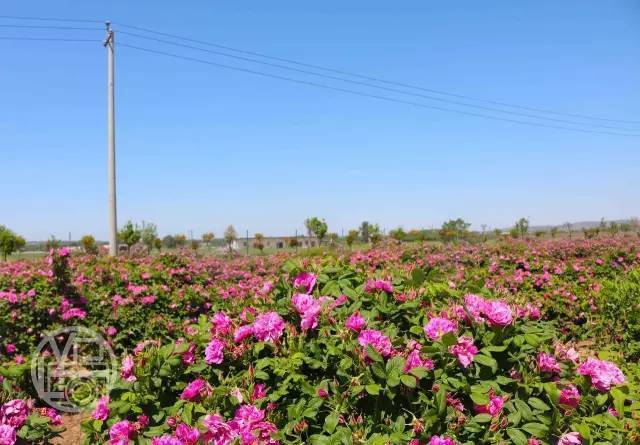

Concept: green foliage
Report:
left=305, top=217, right=328, bottom=245
left=118, top=221, right=141, bottom=247
left=80, top=234, right=98, bottom=254
left=0, top=225, right=26, bottom=260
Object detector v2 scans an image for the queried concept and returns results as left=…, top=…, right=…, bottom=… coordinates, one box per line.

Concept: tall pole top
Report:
left=104, top=21, right=113, bottom=47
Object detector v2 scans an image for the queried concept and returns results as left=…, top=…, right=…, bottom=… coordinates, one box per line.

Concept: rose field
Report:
left=1, top=237, right=640, bottom=445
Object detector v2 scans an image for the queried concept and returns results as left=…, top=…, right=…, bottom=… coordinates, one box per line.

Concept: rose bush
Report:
left=0, top=237, right=638, bottom=443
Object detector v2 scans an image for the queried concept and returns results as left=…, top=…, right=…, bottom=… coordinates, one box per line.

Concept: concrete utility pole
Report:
left=104, top=21, right=118, bottom=256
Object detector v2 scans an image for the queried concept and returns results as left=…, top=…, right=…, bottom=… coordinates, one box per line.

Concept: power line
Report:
left=118, top=43, right=639, bottom=137
left=2, top=14, right=637, bottom=127
left=117, top=29, right=635, bottom=132
left=0, top=23, right=102, bottom=31
left=0, top=36, right=101, bottom=42
left=114, top=21, right=640, bottom=125
left=0, top=14, right=103, bottom=24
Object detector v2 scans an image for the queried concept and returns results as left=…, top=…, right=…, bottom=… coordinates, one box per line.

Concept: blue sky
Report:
left=1, top=1, right=639, bottom=240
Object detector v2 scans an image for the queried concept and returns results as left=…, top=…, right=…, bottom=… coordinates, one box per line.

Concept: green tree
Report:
left=162, top=235, right=177, bottom=249
left=140, top=222, right=158, bottom=251
left=550, top=227, right=559, bottom=238
left=345, top=229, right=359, bottom=249
left=327, top=233, right=339, bottom=246
left=389, top=227, right=406, bottom=243
left=153, top=237, right=162, bottom=252
left=175, top=234, right=187, bottom=248
left=202, top=232, right=215, bottom=248
left=0, top=226, right=25, bottom=260
left=369, top=224, right=382, bottom=245
left=253, top=233, right=265, bottom=253
left=305, top=217, right=328, bottom=245
left=118, top=221, right=141, bottom=248
left=514, top=217, right=529, bottom=239
left=80, top=235, right=98, bottom=254
left=439, top=218, right=471, bottom=243
left=224, top=225, right=238, bottom=252
left=359, top=221, right=370, bottom=243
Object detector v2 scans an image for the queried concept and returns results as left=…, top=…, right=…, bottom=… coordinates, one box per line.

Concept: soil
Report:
left=53, top=414, right=85, bottom=445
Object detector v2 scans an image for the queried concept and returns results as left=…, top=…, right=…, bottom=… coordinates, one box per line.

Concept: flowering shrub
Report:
left=0, top=237, right=638, bottom=443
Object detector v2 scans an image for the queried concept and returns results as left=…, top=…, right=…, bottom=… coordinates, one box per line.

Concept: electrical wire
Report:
left=0, top=36, right=100, bottom=42
left=0, top=24, right=102, bottom=31
left=118, top=43, right=639, bottom=137
left=0, top=14, right=103, bottom=24
left=114, top=21, right=640, bottom=125
left=116, top=29, right=635, bottom=132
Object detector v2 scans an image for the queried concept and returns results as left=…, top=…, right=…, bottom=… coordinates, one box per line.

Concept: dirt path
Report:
left=53, top=414, right=85, bottom=444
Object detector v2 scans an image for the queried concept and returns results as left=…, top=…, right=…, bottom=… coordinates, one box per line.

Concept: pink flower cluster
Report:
left=291, top=294, right=321, bottom=330
left=424, top=317, right=457, bottom=341
left=577, top=357, right=625, bottom=392
left=293, top=272, right=316, bottom=293
left=358, top=329, right=393, bottom=358
left=463, top=294, right=513, bottom=326
left=537, top=352, right=561, bottom=373
left=234, top=311, right=285, bottom=344
left=449, top=336, right=478, bottom=368
left=345, top=311, right=366, bottom=332
left=364, top=279, right=394, bottom=294
left=205, top=338, right=225, bottom=365
left=180, top=378, right=213, bottom=402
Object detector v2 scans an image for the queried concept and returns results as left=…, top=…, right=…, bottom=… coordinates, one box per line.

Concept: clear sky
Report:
left=1, top=1, right=639, bottom=241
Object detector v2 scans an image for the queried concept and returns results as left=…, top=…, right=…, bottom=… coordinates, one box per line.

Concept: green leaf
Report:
left=473, top=413, right=493, bottom=423
left=522, top=423, right=549, bottom=437
left=365, top=384, right=380, bottom=395
left=366, top=345, right=384, bottom=363
left=506, top=428, right=528, bottom=445
left=400, top=375, right=417, bottom=388
left=528, top=397, right=550, bottom=412
left=473, top=353, right=498, bottom=373
left=409, top=367, right=429, bottom=379
left=470, top=391, right=490, bottom=405
left=309, top=434, right=331, bottom=445
left=514, top=399, right=533, bottom=421
left=611, top=387, right=626, bottom=416
left=324, top=413, right=339, bottom=434
left=436, top=386, right=447, bottom=415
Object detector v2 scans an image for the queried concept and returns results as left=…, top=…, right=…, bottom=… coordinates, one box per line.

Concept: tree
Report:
left=368, top=224, right=382, bottom=246
left=224, top=225, right=238, bottom=252
left=550, top=227, right=559, bottom=238
left=202, top=232, right=215, bottom=247
left=190, top=239, right=200, bottom=251
left=534, top=230, right=546, bottom=238
left=253, top=233, right=265, bottom=253
left=118, top=221, right=141, bottom=248
left=608, top=221, right=620, bottom=236
left=359, top=221, right=370, bottom=243
left=175, top=234, right=187, bottom=248
left=509, top=227, right=520, bottom=239
left=153, top=237, right=162, bottom=252
left=439, top=218, right=471, bottom=243
left=305, top=217, right=328, bottom=245
left=80, top=235, right=98, bottom=254
left=514, top=218, right=529, bottom=239
left=389, top=227, right=406, bottom=243
left=162, top=235, right=177, bottom=249
left=288, top=237, right=300, bottom=248
left=0, top=226, right=25, bottom=260
left=140, top=222, right=158, bottom=251
left=345, top=229, right=359, bottom=249
left=564, top=222, right=573, bottom=239
left=327, top=233, right=339, bottom=247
